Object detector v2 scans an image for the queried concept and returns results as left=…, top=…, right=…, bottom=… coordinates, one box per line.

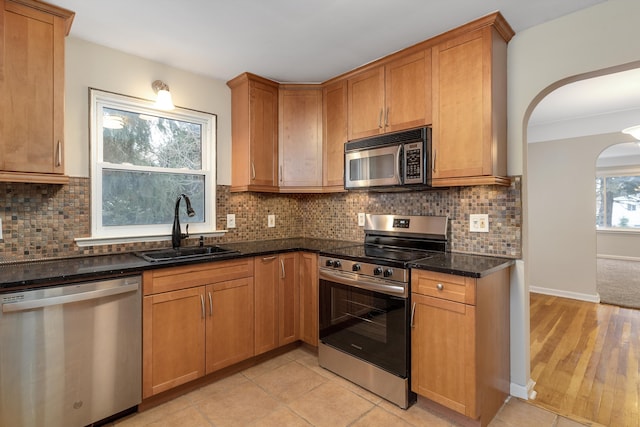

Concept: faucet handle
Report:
left=182, top=224, right=190, bottom=239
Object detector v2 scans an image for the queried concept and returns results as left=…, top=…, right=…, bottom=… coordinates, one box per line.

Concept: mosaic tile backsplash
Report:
left=0, top=177, right=521, bottom=263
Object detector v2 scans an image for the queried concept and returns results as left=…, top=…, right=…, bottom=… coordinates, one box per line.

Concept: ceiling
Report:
left=51, top=0, right=605, bottom=83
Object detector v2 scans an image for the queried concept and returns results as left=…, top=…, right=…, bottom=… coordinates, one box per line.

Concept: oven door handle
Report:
left=319, top=269, right=407, bottom=298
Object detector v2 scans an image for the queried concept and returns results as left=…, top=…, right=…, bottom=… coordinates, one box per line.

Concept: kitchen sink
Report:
left=136, top=245, right=239, bottom=262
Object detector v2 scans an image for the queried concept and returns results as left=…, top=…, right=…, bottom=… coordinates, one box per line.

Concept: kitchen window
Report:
left=596, top=172, right=640, bottom=230
left=86, top=89, right=217, bottom=244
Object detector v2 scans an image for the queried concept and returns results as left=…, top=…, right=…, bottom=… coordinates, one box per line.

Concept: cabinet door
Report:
left=254, top=255, right=279, bottom=355
left=385, top=50, right=431, bottom=132
left=298, top=252, right=318, bottom=346
left=411, top=293, right=477, bottom=418
left=279, top=88, right=323, bottom=188
left=278, top=253, right=299, bottom=345
left=143, top=287, right=205, bottom=398
left=206, top=278, right=254, bottom=373
left=323, top=80, right=347, bottom=189
left=1, top=1, right=67, bottom=178
left=347, top=66, right=385, bottom=140
left=250, top=80, right=279, bottom=187
left=432, top=29, right=491, bottom=180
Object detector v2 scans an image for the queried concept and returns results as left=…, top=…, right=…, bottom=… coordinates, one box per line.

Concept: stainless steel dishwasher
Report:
left=0, top=275, right=141, bottom=427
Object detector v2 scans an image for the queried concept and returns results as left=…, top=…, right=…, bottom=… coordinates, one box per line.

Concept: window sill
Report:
left=596, top=228, right=640, bottom=235
left=75, top=230, right=228, bottom=247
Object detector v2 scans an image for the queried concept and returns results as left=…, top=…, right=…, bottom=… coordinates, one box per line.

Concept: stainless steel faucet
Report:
left=172, top=194, right=196, bottom=248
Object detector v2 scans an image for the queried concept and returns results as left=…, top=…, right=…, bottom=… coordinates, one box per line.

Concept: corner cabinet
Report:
left=227, top=73, right=279, bottom=192
left=142, top=259, right=254, bottom=398
left=410, top=267, right=510, bottom=427
left=278, top=86, right=323, bottom=190
left=347, top=50, right=431, bottom=141
left=0, top=0, right=74, bottom=184
left=431, top=16, right=514, bottom=187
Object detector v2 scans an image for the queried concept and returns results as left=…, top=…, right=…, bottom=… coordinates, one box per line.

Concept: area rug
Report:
left=597, top=258, right=640, bottom=310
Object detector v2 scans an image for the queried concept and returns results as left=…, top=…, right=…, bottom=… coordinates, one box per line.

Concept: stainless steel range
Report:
left=318, top=214, right=448, bottom=409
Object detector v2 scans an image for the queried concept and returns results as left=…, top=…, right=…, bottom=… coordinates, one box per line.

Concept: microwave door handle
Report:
left=396, top=144, right=403, bottom=184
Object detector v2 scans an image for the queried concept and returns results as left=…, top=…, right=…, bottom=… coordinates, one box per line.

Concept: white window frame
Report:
left=596, top=165, right=640, bottom=233
left=79, top=88, right=220, bottom=246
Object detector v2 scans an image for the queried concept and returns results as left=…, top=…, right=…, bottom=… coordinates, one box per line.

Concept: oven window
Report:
left=319, top=280, right=407, bottom=377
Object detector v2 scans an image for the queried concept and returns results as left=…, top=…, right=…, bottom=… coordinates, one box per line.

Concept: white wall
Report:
left=528, top=133, right=622, bottom=300
left=507, top=0, right=640, bottom=398
left=64, top=37, right=232, bottom=184
left=598, top=232, right=640, bottom=260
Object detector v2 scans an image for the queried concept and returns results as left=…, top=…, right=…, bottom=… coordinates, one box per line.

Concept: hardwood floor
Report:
left=530, top=293, right=640, bottom=426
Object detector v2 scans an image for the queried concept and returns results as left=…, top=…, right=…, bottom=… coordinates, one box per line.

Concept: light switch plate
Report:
left=470, top=214, right=489, bottom=232
left=358, top=213, right=366, bottom=227
left=226, top=214, right=236, bottom=228
left=268, top=214, right=275, bottom=228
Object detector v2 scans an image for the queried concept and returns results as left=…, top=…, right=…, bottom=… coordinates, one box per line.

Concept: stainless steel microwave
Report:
left=344, top=127, right=431, bottom=190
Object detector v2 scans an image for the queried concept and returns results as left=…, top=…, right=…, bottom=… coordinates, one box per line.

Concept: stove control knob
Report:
left=373, top=267, right=383, bottom=276
left=352, top=264, right=361, bottom=272
left=325, top=259, right=334, bottom=267
left=333, top=260, right=342, bottom=268
left=383, top=269, right=393, bottom=278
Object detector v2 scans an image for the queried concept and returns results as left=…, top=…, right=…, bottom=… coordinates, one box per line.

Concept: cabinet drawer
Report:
left=411, top=270, right=476, bottom=305
left=144, top=258, right=254, bottom=295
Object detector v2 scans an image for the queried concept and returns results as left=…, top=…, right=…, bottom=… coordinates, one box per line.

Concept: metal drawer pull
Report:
left=262, top=256, right=276, bottom=262
left=410, top=302, right=416, bottom=328
left=200, top=295, right=205, bottom=319
left=208, top=292, right=213, bottom=316
left=436, top=283, right=444, bottom=291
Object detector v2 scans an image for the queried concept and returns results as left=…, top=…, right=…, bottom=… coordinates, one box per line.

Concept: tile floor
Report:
left=110, top=347, right=600, bottom=427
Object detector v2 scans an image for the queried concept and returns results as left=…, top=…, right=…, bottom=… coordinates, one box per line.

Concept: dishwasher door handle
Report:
left=2, top=283, right=139, bottom=313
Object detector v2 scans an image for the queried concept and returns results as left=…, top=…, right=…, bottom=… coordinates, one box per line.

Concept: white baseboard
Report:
left=510, top=379, right=536, bottom=400
left=597, top=254, right=640, bottom=262
left=529, top=286, right=600, bottom=303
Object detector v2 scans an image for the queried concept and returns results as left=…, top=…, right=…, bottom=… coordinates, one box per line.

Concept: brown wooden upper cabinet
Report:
left=431, top=17, right=513, bottom=187
left=227, top=73, right=279, bottom=192
left=347, top=50, right=431, bottom=141
left=322, top=79, right=347, bottom=190
left=278, top=86, right=323, bottom=190
left=0, top=0, right=74, bottom=184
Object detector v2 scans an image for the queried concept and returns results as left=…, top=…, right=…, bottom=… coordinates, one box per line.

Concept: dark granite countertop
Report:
left=0, top=237, right=514, bottom=292
left=409, top=252, right=515, bottom=278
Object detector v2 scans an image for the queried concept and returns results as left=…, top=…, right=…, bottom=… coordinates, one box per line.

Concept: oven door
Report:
left=344, top=144, right=402, bottom=189
left=319, top=276, right=408, bottom=378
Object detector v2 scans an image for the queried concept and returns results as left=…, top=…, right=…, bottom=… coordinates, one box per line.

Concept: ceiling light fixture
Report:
left=152, top=80, right=175, bottom=110
left=622, top=125, right=640, bottom=140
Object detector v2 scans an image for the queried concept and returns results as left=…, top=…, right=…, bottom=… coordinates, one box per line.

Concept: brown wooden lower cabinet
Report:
left=142, top=259, right=254, bottom=399
left=298, top=252, right=318, bottom=346
left=410, top=267, right=510, bottom=427
left=142, top=252, right=320, bottom=400
left=254, top=253, right=300, bottom=355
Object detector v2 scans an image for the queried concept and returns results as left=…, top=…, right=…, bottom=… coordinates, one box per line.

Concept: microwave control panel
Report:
left=404, top=142, right=423, bottom=184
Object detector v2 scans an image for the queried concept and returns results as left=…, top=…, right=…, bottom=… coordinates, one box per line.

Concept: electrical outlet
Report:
left=469, top=214, right=489, bottom=232
left=226, top=214, right=236, bottom=228
left=358, top=213, right=366, bottom=227
left=268, top=214, right=275, bottom=228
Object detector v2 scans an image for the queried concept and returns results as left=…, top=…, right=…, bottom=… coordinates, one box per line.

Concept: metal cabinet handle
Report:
left=280, top=259, right=285, bottom=279
left=280, top=165, right=283, bottom=183
left=432, top=149, right=437, bottom=174
left=410, top=302, right=416, bottom=328
left=208, top=291, right=213, bottom=316
left=385, top=107, right=389, bottom=127
left=200, top=294, right=205, bottom=319
left=56, top=141, right=62, bottom=167
left=251, top=162, right=256, bottom=180
left=436, top=283, right=444, bottom=291
left=378, top=109, right=383, bottom=129
left=262, top=256, right=276, bottom=262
